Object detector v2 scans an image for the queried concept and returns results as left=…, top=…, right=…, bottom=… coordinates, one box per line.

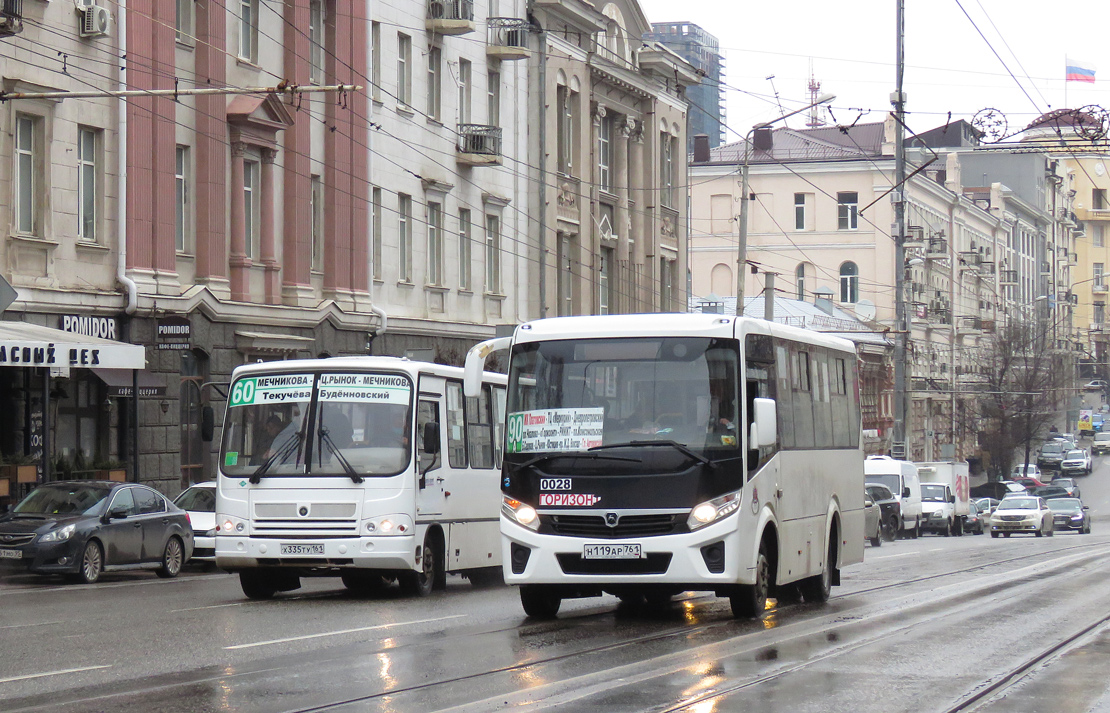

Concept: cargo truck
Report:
left=915, top=461, right=970, bottom=537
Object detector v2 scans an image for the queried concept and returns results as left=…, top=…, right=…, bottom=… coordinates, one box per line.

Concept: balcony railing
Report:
left=486, top=18, right=530, bottom=60
left=926, top=237, right=948, bottom=258
left=0, top=0, right=23, bottom=37
left=456, top=124, right=502, bottom=166
left=999, top=269, right=1018, bottom=285
left=426, top=0, right=474, bottom=35
left=1094, top=281, right=1108, bottom=294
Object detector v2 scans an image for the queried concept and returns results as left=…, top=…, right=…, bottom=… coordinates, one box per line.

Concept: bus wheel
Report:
left=341, top=571, right=389, bottom=595
left=800, top=537, right=834, bottom=603
left=520, top=585, right=561, bottom=619
left=730, top=542, right=770, bottom=618
left=240, top=571, right=280, bottom=600
left=400, top=534, right=439, bottom=597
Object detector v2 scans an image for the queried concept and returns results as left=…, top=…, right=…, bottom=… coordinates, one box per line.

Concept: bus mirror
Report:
left=750, top=398, right=777, bottom=449
left=201, top=406, right=215, bottom=442
left=422, top=422, right=440, bottom=455
left=464, top=336, right=512, bottom=397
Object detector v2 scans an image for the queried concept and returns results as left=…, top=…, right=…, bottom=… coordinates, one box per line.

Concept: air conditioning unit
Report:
left=80, top=4, right=110, bottom=37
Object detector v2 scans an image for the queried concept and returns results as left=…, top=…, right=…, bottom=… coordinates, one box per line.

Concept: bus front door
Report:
left=415, top=393, right=446, bottom=517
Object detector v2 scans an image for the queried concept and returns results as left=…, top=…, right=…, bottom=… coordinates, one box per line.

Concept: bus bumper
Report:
left=215, top=535, right=415, bottom=572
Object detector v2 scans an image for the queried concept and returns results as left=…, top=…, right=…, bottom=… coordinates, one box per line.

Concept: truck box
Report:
left=915, top=461, right=971, bottom=536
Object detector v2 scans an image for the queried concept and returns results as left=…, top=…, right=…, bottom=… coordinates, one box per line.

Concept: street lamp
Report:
left=735, top=92, right=836, bottom=316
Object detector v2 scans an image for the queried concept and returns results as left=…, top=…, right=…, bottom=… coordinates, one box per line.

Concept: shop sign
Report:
left=0, top=343, right=104, bottom=366
left=59, top=315, right=119, bottom=340
left=156, top=317, right=192, bottom=351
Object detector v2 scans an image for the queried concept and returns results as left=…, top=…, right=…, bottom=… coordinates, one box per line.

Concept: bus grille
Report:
left=556, top=552, right=672, bottom=575
left=545, top=514, right=679, bottom=538
left=251, top=501, right=359, bottom=536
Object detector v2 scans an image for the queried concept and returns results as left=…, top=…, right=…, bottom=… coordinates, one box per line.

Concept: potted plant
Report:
left=52, top=453, right=74, bottom=480
left=93, top=458, right=128, bottom=482
left=3, top=453, right=39, bottom=484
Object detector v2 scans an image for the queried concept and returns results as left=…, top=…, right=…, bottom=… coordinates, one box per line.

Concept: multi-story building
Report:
left=642, top=21, right=725, bottom=152
left=529, top=0, right=699, bottom=319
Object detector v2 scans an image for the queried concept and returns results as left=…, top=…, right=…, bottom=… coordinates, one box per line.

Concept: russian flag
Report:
left=1066, top=57, right=1096, bottom=83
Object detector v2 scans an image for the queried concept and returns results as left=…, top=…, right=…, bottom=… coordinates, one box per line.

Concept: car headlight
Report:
left=39, top=523, right=77, bottom=543
left=1071, top=514, right=1085, bottom=520
left=217, top=515, right=249, bottom=536
left=502, top=496, right=539, bottom=531
left=687, top=490, right=742, bottom=531
left=362, top=514, right=413, bottom=536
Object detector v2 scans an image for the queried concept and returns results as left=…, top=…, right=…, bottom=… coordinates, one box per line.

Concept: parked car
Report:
left=1093, top=414, right=1104, bottom=433
left=989, top=496, right=1054, bottom=538
left=865, top=483, right=901, bottom=542
left=970, top=481, right=1027, bottom=500
left=1048, top=476, right=1081, bottom=499
left=0, top=481, right=193, bottom=583
left=1013, top=476, right=1047, bottom=490
left=1084, top=379, right=1108, bottom=391
left=173, top=481, right=216, bottom=563
left=1060, top=449, right=1092, bottom=476
left=1010, top=463, right=1043, bottom=480
left=1029, top=485, right=1071, bottom=500
left=1047, top=498, right=1092, bottom=534
left=974, top=497, right=1001, bottom=518
left=1037, top=442, right=1068, bottom=470
left=1093, top=432, right=1110, bottom=455
left=964, top=501, right=987, bottom=534
left=864, top=492, right=882, bottom=547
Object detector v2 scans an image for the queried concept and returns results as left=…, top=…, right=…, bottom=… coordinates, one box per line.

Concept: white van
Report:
left=864, top=455, right=922, bottom=538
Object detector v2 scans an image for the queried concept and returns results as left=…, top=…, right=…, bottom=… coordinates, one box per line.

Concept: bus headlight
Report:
left=218, top=515, right=248, bottom=536
left=687, top=491, right=742, bottom=531
left=363, top=514, right=413, bottom=536
left=502, top=496, right=540, bottom=531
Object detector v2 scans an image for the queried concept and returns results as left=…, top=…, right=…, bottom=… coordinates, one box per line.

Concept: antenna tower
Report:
left=806, top=60, right=827, bottom=128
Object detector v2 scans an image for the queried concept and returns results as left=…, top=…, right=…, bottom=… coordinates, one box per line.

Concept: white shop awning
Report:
left=0, top=321, right=146, bottom=369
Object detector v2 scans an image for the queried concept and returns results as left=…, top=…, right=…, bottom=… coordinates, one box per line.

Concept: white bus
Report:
left=214, top=357, right=507, bottom=599
left=464, top=314, right=864, bottom=618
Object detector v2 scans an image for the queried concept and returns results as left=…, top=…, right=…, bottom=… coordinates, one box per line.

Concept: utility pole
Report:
left=892, top=0, right=908, bottom=458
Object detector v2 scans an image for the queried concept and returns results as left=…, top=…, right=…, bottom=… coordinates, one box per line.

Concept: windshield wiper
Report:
left=318, top=428, right=362, bottom=484
left=590, top=440, right=716, bottom=468
left=250, top=430, right=303, bottom=484
left=511, top=451, right=641, bottom=471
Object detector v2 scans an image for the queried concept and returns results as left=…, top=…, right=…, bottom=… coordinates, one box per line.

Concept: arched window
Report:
left=839, top=261, right=859, bottom=303
left=795, top=263, right=806, bottom=300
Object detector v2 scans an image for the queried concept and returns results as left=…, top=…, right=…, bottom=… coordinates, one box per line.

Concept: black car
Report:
left=1048, top=476, right=1081, bottom=499
left=865, top=483, right=901, bottom=541
left=1030, top=485, right=1071, bottom=500
left=1037, top=442, right=1067, bottom=470
left=0, top=481, right=193, bottom=584
left=1047, top=498, right=1091, bottom=534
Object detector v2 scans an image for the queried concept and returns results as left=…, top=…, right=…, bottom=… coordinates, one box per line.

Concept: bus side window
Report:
left=446, top=382, right=468, bottom=469
left=417, top=399, right=442, bottom=472
left=465, top=386, right=493, bottom=470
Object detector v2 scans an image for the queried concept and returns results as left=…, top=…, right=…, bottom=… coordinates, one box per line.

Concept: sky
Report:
left=637, top=0, right=1110, bottom=144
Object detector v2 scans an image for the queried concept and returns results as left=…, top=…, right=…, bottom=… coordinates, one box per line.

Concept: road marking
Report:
left=0, top=665, right=111, bottom=684
left=225, top=614, right=466, bottom=650
left=0, top=620, right=62, bottom=630
left=172, top=602, right=246, bottom=613
left=869, top=547, right=945, bottom=561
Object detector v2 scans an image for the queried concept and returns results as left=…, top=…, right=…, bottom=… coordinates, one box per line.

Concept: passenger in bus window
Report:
left=251, top=415, right=284, bottom=465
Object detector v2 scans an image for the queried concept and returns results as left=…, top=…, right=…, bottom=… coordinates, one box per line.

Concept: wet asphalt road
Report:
left=4, top=459, right=1110, bottom=712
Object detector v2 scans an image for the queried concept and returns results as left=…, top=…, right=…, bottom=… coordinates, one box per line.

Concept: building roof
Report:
left=695, top=121, right=887, bottom=165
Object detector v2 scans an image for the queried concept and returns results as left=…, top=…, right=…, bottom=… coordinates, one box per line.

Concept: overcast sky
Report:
left=638, top=0, right=1110, bottom=143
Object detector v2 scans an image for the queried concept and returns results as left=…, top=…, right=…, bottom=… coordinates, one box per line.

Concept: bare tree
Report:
left=960, top=321, right=1071, bottom=479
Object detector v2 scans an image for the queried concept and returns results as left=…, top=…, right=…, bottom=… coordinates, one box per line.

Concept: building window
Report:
left=795, top=263, right=806, bottom=300
left=600, top=247, right=613, bottom=314
left=485, top=213, right=500, bottom=294
left=175, top=146, right=189, bottom=252
left=794, top=193, right=806, bottom=230
left=1094, top=224, right=1105, bottom=247
left=243, top=160, right=258, bottom=259
left=459, top=208, right=472, bottom=291
left=397, top=33, right=411, bottom=107
left=238, top=0, right=257, bottom=62
left=371, top=22, right=381, bottom=102
left=427, top=46, right=441, bottom=120
left=598, top=112, right=612, bottom=193
left=660, top=257, right=674, bottom=310
left=77, top=127, right=98, bottom=243
left=1096, top=302, right=1106, bottom=325
left=837, top=192, right=858, bottom=230
left=398, top=193, right=412, bottom=282
left=1096, top=262, right=1105, bottom=290
left=660, top=132, right=674, bottom=208
left=427, top=201, right=443, bottom=286
left=175, top=0, right=193, bottom=43
left=14, top=114, right=36, bottom=235
left=557, top=234, right=572, bottom=315
left=840, top=261, right=859, bottom=303
left=1095, top=188, right=1107, bottom=210
left=310, top=175, right=324, bottom=271
left=556, top=85, right=573, bottom=175
left=487, top=70, right=500, bottom=127
left=457, top=59, right=471, bottom=123
left=309, top=0, right=325, bottom=83
left=371, top=186, right=382, bottom=280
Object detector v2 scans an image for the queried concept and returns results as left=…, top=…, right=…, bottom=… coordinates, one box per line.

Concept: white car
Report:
left=1060, top=449, right=1092, bottom=476
left=173, top=482, right=217, bottom=562
left=1010, top=463, right=1042, bottom=479
left=989, top=496, right=1054, bottom=538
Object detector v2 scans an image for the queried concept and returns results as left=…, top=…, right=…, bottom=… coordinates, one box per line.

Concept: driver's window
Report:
left=417, top=399, right=441, bottom=472
left=110, top=488, right=137, bottom=516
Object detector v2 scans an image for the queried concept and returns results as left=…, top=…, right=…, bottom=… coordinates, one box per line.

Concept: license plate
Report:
left=0, top=548, right=22, bottom=559
left=583, top=543, right=641, bottom=559
left=280, top=543, right=324, bottom=556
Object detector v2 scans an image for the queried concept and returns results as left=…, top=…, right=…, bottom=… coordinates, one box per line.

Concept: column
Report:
left=628, top=120, right=645, bottom=313
left=260, top=148, right=280, bottom=304
left=615, top=117, right=632, bottom=313
left=229, top=142, right=250, bottom=302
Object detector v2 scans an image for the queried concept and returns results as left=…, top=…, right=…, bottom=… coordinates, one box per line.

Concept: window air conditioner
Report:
left=80, top=4, right=110, bottom=37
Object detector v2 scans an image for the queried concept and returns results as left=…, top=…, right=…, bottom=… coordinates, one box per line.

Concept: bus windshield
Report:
left=505, top=337, right=740, bottom=455
left=220, top=371, right=414, bottom=478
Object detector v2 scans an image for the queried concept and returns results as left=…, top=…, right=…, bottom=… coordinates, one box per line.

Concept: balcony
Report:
left=926, top=237, right=948, bottom=259
left=456, top=124, right=502, bottom=166
left=0, top=0, right=22, bottom=37
left=958, top=251, right=981, bottom=270
left=487, top=18, right=530, bottom=60
left=1094, top=281, right=1108, bottom=294
left=999, top=269, right=1018, bottom=285
left=426, top=0, right=474, bottom=35
left=957, top=316, right=982, bottom=335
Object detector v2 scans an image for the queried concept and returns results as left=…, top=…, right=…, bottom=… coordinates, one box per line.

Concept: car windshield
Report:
left=1095, top=433, right=1110, bottom=442
left=921, top=484, right=947, bottom=502
left=999, top=498, right=1038, bottom=510
left=1052, top=479, right=1075, bottom=487
left=13, top=484, right=111, bottom=515
left=1041, top=443, right=1064, bottom=454
left=174, top=486, right=216, bottom=512
left=1047, top=499, right=1082, bottom=512
left=1066, top=450, right=1085, bottom=459
left=865, top=485, right=892, bottom=500
left=865, top=473, right=900, bottom=493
